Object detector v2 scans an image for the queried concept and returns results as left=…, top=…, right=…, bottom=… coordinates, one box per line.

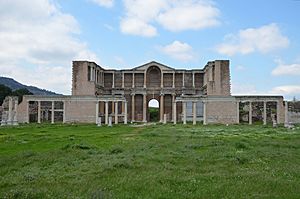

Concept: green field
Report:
left=0, top=123, right=300, bottom=198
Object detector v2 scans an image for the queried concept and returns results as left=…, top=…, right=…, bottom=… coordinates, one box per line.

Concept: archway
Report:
left=146, top=66, right=161, bottom=88
left=148, top=99, right=159, bottom=122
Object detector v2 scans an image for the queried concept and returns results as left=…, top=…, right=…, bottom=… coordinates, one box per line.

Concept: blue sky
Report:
left=0, top=0, right=300, bottom=99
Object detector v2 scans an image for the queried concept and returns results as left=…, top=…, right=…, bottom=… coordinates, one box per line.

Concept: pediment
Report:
left=132, top=61, right=175, bottom=71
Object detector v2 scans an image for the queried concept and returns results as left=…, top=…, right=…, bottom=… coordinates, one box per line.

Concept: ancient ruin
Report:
left=2, top=60, right=297, bottom=126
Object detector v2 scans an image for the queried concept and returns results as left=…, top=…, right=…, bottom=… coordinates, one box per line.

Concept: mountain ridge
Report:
left=0, top=76, right=60, bottom=95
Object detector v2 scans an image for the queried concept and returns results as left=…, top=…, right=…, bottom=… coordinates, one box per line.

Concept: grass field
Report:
left=0, top=123, right=300, bottom=198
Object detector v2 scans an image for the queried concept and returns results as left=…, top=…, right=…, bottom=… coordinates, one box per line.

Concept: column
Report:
left=236, top=101, right=240, bottom=124
left=160, top=94, right=164, bottom=122
left=13, top=99, right=18, bottom=125
left=63, top=101, right=66, bottom=123
left=37, top=101, right=41, bottom=124
left=192, top=101, right=197, bottom=125
left=192, top=72, right=195, bottom=88
left=285, top=101, right=289, bottom=125
left=172, top=94, right=175, bottom=122
left=263, top=101, right=267, bottom=125
left=182, top=102, right=187, bottom=124
left=102, top=72, right=104, bottom=86
left=7, top=97, right=13, bottom=124
left=95, top=101, right=99, bottom=124
left=249, top=101, right=252, bottom=125
left=203, top=101, right=207, bottom=125
left=122, top=72, right=124, bottom=88
left=277, top=101, right=280, bottom=124
left=90, top=67, right=93, bottom=81
left=172, top=72, right=175, bottom=88
left=112, top=72, right=115, bottom=88
left=132, top=72, right=135, bottom=88
left=131, top=94, right=135, bottom=122
left=51, top=101, right=54, bottom=124
left=115, top=102, right=118, bottom=124
left=105, top=101, right=108, bottom=125
left=161, top=72, right=164, bottom=88
left=26, top=101, right=30, bottom=123
left=173, top=101, right=177, bottom=124
left=124, top=101, right=128, bottom=124
left=144, top=72, right=147, bottom=88
left=143, top=94, right=147, bottom=122
left=182, top=72, right=185, bottom=87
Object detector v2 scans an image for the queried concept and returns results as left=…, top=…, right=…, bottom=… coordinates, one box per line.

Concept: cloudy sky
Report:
left=0, top=0, right=300, bottom=99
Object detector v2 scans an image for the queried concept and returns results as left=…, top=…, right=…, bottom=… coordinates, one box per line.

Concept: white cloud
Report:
left=160, top=41, right=196, bottom=61
left=270, top=85, right=300, bottom=95
left=90, top=0, right=114, bottom=8
left=216, top=23, right=289, bottom=56
left=120, top=0, right=220, bottom=37
left=0, top=0, right=98, bottom=94
left=272, top=62, right=300, bottom=76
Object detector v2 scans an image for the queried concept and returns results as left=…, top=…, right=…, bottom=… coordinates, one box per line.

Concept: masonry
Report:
left=10, top=60, right=287, bottom=125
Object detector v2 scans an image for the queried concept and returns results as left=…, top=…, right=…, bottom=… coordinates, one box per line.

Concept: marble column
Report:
left=63, top=101, right=66, bottom=123
left=249, top=101, right=252, bottom=125
left=13, top=99, right=18, bottom=125
left=172, top=94, right=175, bottom=122
left=131, top=94, right=135, bottom=122
left=161, top=72, right=164, bottom=88
left=182, top=102, right=187, bottom=125
left=263, top=101, right=267, bottom=125
left=105, top=101, right=108, bottom=125
left=236, top=101, right=240, bottom=124
left=144, top=72, right=147, bottom=88
left=173, top=101, right=177, bottom=124
left=172, top=72, right=175, bottom=88
left=37, top=101, right=41, bottom=124
left=182, top=72, right=185, bottom=87
left=122, top=72, right=124, bottom=88
left=96, top=101, right=99, bottom=124
left=26, top=101, right=30, bottom=123
left=192, top=101, right=197, bottom=125
left=132, top=73, right=135, bottom=88
left=7, top=97, right=13, bottom=125
left=115, top=102, right=118, bottom=124
left=51, top=101, right=55, bottom=124
left=160, top=94, right=164, bottom=122
left=124, top=101, right=128, bottom=124
left=143, top=94, right=147, bottom=122
left=192, top=72, right=195, bottom=88
left=203, top=101, right=207, bottom=125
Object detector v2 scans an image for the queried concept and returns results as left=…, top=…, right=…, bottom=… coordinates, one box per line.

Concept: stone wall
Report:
left=206, top=101, right=237, bottom=124
left=65, top=100, right=96, bottom=123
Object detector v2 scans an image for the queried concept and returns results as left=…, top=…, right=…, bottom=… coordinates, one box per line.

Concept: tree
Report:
left=11, top=88, right=33, bottom=104
left=0, top=84, right=12, bottom=105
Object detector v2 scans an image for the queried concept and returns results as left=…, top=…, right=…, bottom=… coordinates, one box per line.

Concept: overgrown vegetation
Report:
left=0, top=124, right=300, bottom=198
left=148, top=107, right=159, bottom=122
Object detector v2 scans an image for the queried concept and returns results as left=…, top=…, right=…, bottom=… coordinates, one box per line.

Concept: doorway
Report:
left=148, top=99, right=159, bottom=122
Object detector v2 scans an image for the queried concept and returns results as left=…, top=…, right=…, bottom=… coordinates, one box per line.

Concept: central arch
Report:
left=146, top=65, right=161, bottom=88
left=148, top=98, right=159, bottom=122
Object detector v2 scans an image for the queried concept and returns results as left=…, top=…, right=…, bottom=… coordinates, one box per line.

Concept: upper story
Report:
left=72, top=60, right=231, bottom=96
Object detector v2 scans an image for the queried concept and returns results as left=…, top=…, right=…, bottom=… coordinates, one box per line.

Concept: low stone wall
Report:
left=65, top=100, right=96, bottom=123
left=206, top=101, right=237, bottom=124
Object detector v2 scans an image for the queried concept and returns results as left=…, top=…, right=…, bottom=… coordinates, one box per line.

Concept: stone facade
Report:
left=11, top=60, right=288, bottom=125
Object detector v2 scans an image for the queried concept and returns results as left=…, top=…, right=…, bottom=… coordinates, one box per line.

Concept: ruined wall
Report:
left=65, top=100, right=96, bottom=123
left=72, top=61, right=96, bottom=96
left=17, top=99, right=28, bottom=123
left=204, top=60, right=231, bottom=96
left=206, top=101, right=237, bottom=124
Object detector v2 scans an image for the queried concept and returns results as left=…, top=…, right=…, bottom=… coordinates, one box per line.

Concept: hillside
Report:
left=0, top=77, right=60, bottom=95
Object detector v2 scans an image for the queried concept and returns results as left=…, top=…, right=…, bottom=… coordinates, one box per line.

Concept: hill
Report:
left=0, top=76, right=60, bottom=95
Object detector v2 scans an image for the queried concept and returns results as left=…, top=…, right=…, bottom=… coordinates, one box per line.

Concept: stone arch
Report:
left=146, top=65, right=161, bottom=88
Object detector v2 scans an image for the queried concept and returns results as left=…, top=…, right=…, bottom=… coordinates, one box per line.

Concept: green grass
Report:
left=0, top=123, right=300, bottom=198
